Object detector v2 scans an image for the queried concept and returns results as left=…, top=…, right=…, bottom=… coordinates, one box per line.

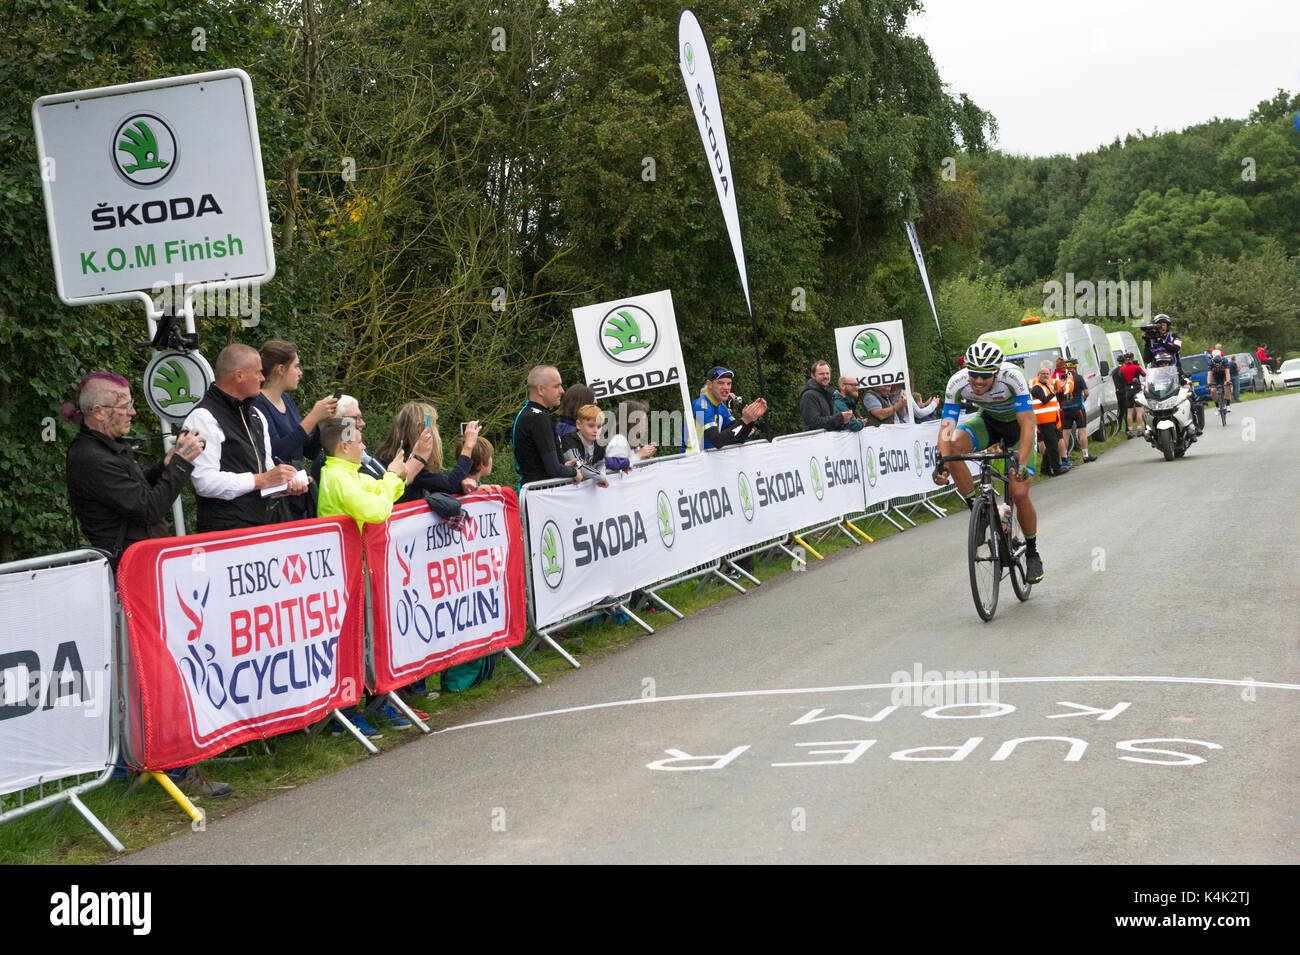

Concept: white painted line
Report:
left=436, top=675, right=1300, bottom=735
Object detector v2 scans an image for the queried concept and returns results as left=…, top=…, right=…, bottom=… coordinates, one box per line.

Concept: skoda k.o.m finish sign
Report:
left=33, top=69, right=275, bottom=304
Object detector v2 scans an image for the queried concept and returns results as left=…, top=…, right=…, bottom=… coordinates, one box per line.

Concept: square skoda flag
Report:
left=572, top=289, right=688, bottom=399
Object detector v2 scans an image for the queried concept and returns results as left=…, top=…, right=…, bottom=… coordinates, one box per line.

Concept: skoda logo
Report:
left=913, top=441, right=923, bottom=476
left=864, top=447, right=878, bottom=488
left=599, top=304, right=659, bottom=365
left=852, top=327, right=892, bottom=369
left=656, top=490, right=676, bottom=549
left=683, top=42, right=696, bottom=74
left=112, top=112, right=178, bottom=188
left=810, top=456, right=824, bottom=501
left=539, top=519, right=565, bottom=589
left=737, top=471, right=755, bottom=522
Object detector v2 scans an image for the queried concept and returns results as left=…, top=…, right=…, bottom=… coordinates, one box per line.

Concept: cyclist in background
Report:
left=934, top=341, right=1045, bottom=583
left=1208, top=354, right=1231, bottom=409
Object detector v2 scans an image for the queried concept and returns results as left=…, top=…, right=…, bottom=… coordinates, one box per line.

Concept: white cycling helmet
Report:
left=964, top=341, right=1004, bottom=373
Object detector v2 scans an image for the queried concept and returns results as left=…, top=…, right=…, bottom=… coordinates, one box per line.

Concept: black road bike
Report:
left=1216, top=383, right=1231, bottom=427
left=936, top=450, right=1032, bottom=622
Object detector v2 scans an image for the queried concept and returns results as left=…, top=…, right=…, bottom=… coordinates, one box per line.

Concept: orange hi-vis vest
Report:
left=1032, top=382, right=1061, bottom=426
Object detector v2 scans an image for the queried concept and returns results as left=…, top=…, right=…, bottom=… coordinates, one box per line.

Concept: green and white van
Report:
left=977, top=318, right=1118, bottom=438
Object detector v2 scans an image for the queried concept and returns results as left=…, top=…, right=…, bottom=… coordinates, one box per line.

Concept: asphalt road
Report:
left=126, top=394, right=1300, bottom=864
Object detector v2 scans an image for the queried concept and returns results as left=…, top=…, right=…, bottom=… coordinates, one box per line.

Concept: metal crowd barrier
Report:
left=0, top=550, right=124, bottom=853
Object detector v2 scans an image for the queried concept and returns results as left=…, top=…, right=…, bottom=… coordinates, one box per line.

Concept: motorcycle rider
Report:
left=1142, top=315, right=1203, bottom=432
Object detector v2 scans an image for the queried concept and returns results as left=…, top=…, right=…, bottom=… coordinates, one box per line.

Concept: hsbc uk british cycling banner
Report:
left=363, top=490, right=526, bottom=694
left=0, top=556, right=114, bottom=794
left=527, top=430, right=865, bottom=628
left=858, top=423, right=944, bottom=505
left=117, top=518, right=364, bottom=770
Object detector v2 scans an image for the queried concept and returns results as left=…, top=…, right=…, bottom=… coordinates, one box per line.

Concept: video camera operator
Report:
left=1142, top=314, right=1202, bottom=432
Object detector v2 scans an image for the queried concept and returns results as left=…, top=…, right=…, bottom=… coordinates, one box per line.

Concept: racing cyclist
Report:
left=934, top=341, right=1045, bottom=583
left=1208, top=354, right=1231, bottom=411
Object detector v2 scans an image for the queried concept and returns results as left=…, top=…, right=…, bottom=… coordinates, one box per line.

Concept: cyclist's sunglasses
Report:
left=967, top=370, right=997, bottom=380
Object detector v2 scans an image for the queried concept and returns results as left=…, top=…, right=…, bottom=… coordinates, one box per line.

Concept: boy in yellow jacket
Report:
left=317, top=413, right=433, bottom=734
left=316, top=414, right=432, bottom=530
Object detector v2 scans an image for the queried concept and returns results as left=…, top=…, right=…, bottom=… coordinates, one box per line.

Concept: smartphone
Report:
left=425, top=413, right=433, bottom=430
left=459, top=422, right=467, bottom=435
left=332, top=387, right=343, bottom=400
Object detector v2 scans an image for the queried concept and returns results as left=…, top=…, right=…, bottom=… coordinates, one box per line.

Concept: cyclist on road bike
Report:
left=934, top=341, right=1045, bottom=582
left=1208, top=354, right=1231, bottom=408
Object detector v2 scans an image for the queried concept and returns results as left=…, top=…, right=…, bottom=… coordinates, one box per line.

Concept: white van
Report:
left=977, top=318, right=1116, bottom=439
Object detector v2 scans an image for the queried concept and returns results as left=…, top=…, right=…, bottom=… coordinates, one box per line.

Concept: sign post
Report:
left=33, top=68, right=276, bottom=532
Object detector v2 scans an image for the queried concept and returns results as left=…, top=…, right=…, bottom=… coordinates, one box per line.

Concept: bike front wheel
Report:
left=1219, top=398, right=1228, bottom=426
left=968, top=498, right=1000, bottom=622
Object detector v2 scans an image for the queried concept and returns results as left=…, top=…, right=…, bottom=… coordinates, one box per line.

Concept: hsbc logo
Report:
left=226, top=549, right=336, bottom=597
left=282, top=553, right=307, bottom=585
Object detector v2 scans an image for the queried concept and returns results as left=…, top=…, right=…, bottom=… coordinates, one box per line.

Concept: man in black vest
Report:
left=183, top=344, right=305, bottom=533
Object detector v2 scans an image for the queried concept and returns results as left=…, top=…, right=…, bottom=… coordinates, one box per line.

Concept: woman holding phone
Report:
left=254, top=340, right=339, bottom=463
left=375, top=401, right=481, bottom=504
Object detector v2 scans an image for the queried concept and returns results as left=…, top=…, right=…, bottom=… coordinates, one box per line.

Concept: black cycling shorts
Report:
left=1061, top=406, right=1085, bottom=429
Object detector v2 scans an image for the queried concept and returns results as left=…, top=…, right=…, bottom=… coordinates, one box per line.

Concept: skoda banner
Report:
left=573, top=288, right=697, bottom=452
left=678, top=10, right=752, bottom=317
left=528, top=430, right=865, bottom=628
left=573, top=289, right=688, bottom=400
left=835, top=319, right=914, bottom=421
left=860, top=423, right=944, bottom=506
left=0, top=556, right=114, bottom=795
left=117, top=517, right=364, bottom=770
left=363, top=491, right=526, bottom=694
left=33, top=68, right=275, bottom=304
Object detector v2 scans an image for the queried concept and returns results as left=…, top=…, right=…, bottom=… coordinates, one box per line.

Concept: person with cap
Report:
left=684, top=367, right=767, bottom=451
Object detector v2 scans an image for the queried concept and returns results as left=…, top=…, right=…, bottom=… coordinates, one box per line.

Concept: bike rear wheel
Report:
left=1219, top=396, right=1228, bottom=426
left=968, top=498, right=1000, bottom=621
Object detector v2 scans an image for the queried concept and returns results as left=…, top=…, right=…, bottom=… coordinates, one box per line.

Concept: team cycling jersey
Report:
left=942, top=364, right=1034, bottom=424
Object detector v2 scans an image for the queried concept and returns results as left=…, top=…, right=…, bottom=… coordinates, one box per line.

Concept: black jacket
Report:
left=187, top=383, right=274, bottom=532
left=799, top=377, right=845, bottom=431
left=66, top=425, right=193, bottom=567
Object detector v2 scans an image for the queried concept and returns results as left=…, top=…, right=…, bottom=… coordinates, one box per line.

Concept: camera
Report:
left=728, top=393, right=744, bottom=409
left=1139, top=323, right=1160, bottom=340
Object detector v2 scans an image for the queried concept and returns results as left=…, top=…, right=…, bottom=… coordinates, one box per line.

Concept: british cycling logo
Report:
left=540, top=520, right=565, bottom=588
left=599, top=305, right=658, bottom=364
left=113, top=112, right=178, bottom=188
left=852, top=327, right=892, bottom=369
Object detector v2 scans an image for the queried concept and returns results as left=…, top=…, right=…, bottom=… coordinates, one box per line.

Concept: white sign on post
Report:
left=835, top=320, right=914, bottom=421
left=32, top=69, right=275, bottom=305
left=573, top=288, right=697, bottom=451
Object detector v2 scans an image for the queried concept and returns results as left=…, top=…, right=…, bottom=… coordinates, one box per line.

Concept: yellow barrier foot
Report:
left=792, top=535, right=824, bottom=560
left=147, top=771, right=204, bottom=826
left=843, top=519, right=874, bottom=543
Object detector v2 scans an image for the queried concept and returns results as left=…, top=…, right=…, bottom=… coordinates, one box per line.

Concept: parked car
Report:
left=1231, top=353, right=1266, bottom=393
left=1180, top=353, right=1211, bottom=401
left=1280, top=358, right=1300, bottom=388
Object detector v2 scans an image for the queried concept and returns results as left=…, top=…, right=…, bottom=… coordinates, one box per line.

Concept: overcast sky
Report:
left=909, top=0, right=1300, bottom=156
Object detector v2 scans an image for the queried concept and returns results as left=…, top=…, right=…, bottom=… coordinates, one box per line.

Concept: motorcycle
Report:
left=1134, top=365, right=1197, bottom=461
